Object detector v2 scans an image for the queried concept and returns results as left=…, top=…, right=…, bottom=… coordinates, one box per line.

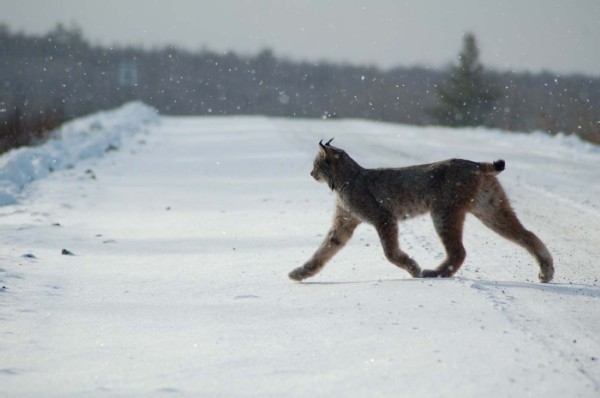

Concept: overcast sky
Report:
left=2, top=0, right=599, bottom=76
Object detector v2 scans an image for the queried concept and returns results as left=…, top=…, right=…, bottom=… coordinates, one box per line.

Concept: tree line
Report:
left=1, top=23, right=599, bottom=153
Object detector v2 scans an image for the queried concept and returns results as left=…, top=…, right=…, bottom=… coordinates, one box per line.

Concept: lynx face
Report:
left=310, top=152, right=327, bottom=182
left=311, top=142, right=342, bottom=190
left=311, top=153, right=334, bottom=190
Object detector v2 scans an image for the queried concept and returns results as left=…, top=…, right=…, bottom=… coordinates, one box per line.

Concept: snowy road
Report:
left=1, top=108, right=599, bottom=397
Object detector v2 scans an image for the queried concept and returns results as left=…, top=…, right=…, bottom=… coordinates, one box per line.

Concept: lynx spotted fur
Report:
left=288, top=140, right=554, bottom=283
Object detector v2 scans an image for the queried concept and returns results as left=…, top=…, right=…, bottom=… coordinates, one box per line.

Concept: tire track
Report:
left=469, top=279, right=600, bottom=395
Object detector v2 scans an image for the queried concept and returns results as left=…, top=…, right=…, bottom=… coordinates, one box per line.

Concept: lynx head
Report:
left=311, top=138, right=352, bottom=191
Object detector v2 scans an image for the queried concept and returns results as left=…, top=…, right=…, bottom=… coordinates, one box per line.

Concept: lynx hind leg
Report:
left=422, top=209, right=467, bottom=278
left=289, top=208, right=361, bottom=281
left=471, top=178, right=554, bottom=283
left=375, top=219, right=421, bottom=278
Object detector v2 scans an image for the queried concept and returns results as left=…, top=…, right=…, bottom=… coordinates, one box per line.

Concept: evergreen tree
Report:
left=432, top=33, right=499, bottom=126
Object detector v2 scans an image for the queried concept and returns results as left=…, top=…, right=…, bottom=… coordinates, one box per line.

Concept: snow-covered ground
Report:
left=1, top=103, right=599, bottom=397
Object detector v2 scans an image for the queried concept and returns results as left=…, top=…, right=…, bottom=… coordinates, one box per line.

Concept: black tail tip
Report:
left=493, top=159, right=506, bottom=172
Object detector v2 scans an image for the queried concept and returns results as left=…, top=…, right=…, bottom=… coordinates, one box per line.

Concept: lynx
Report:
left=288, top=139, right=554, bottom=283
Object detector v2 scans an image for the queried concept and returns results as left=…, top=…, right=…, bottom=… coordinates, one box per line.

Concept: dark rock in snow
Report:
left=61, top=249, right=75, bottom=256
left=85, top=169, right=97, bottom=180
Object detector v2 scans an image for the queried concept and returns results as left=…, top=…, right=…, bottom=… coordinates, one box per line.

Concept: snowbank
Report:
left=0, top=102, right=158, bottom=206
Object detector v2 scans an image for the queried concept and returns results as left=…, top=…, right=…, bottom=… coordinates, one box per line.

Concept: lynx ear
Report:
left=319, top=139, right=328, bottom=154
left=319, top=138, right=335, bottom=153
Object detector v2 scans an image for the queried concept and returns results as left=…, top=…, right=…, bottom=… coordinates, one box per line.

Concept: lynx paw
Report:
left=420, top=269, right=442, bottom=278
left=420, top=268, right=454, bottom=278
left=289, top=267, right=310, bottom=281
left=539, top=266, right=554, bottom=283
left=408, top=266, right=422, bottom=278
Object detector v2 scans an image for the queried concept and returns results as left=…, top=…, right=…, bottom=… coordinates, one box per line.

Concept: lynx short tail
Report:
left=479, top=159, right=505, bottom=175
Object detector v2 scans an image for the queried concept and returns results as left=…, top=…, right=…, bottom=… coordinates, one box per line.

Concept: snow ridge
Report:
left=0, top=101, right=158, bottom=206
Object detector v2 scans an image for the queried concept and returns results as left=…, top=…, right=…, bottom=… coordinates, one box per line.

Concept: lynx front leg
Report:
left=289, top=207, right=361, bottom=281
left=375, top=219, right=421, bottom=278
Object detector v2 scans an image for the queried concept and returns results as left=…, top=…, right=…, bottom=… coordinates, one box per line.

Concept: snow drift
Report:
left=0, top=101, right=158, bottom=206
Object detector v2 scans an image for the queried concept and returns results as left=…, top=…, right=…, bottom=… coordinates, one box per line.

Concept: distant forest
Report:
left=1, top=23, right=599, bottom=152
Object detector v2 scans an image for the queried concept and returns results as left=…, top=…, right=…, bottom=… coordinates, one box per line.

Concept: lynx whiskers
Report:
left=288, top=140, right=554, bottom=283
